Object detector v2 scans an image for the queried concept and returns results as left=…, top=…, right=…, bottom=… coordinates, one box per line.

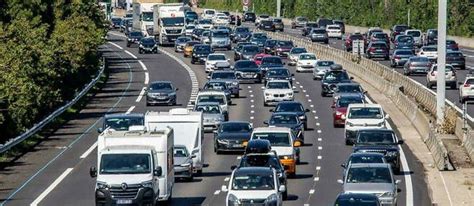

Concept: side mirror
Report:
left=97, top=128, right=104, bottom=133
left=398, top=140, right=404, bottom=145
left=90, top=166, right=97, bottom=178
left=221, top=185, right=228, bottom=192
left=154, top=166, right=163, bottom=177
left=230, top=165, right=237, bottom=170
left=385, top=114, right=390, bottom=119
left=337, top=179, right=344, bottom=184
left=395, top=179, right=402, bottom=185
left=341, top=163, right=346, bottom=168
left=263, top=120, right=269, bottom=125
left=293, top=140, right=302, bottom=147
left=278, top=185, right=286, bottom=192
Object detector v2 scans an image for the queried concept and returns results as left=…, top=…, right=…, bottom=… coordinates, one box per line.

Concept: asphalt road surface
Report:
left=0, top=29, right=431, bottom=206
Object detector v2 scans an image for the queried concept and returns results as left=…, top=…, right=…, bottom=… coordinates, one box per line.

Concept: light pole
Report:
left=437, top=0, right=447, bottom=125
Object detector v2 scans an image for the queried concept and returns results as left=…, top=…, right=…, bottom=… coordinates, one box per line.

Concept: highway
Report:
left=0, top=28, right=432, bottom=206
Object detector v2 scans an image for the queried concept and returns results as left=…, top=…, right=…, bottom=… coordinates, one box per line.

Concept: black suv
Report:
left=321, top=64, right=352, bottom=96
left=191, top=44, right=213, bottom=64
left=353, top=129, right=404, bottom=173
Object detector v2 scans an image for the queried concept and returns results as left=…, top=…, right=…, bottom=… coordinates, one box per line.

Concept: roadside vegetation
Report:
left=200, top=0, right=474, bottom=37
left=0, top=0, right=107, bottom=144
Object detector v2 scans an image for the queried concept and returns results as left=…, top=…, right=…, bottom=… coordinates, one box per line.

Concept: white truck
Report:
left=90, top=126, right=174, bottom=205
left=153, top=3, right=186, bottom=45
left=132, top=0, right=164, bottom=36
left=145, top=108, right=205, bottom=174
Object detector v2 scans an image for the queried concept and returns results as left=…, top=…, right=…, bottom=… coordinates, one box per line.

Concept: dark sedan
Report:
left=274, top=40, right=294, bottom=58
left=446, top=51, right=466, bottom=70
left=264, top=112, right=305, bottom=143
left=234, top=60, right=262, bottom=83
left=271, top=101, right=310, bottom=129
left=214, top=121, right=253, bottom=153
left=146, top=81, right=178, bottom=106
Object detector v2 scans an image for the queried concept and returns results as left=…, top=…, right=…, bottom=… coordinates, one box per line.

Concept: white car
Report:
left=223, top=167, right=284, bottom=206
left=296, top=53, right=318, bottom=72
left=263, top=80, right=294, bottom=106
left=185, top=24, right=196, bottom=36
left=255, top=14, right=271, bottom=26
left=195, top=90, right=229, bottom=120
left=326, top=24, right=343, bottom=39
left=202, top=9, right=216, bottom=19
left=213, top=13, right=230, bottom=25
left=344, top=104, right=388, bottom=145
left=205, top=53, right=230, bottom=73
left=250, top=127, right=300, bottom=176
left=417, top=45, right=438, bottom=61
left=426, top=64, right=457, bottom=89
left=459, top=76, right=474, bottom=103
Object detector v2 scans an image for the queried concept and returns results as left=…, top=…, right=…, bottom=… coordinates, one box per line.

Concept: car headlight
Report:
left=265, top=193, right=278, bottom=204
left=141, top=180, right=153, bottom=188
left=228, top=194, right=240, bottom=205
left=96, top=181, right=109, bottom=189
left=380, top=191, right=395, bottom=198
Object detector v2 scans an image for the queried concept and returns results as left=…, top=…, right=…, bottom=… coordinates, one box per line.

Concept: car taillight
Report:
left=464, top=84, right=470, bottom=87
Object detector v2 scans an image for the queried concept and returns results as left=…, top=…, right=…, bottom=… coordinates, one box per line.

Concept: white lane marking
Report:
left=309, top=189, right=315, bottom=194
left=314, top=177, right=320, bottom=181
left=144, top=72, right=149, bottom=84
left=30, top=168, right=74, bottom=206
left=224, top=177, right=230, bottom=182
left=138, top=60, right=148, bottom=71
left=317, top=156, right=322, bottom=160
left=108, top=42, right=123, bottom=50
left=316, top=166, right=321, bottom=170
left=214, top=190, right=221, bottom=195
left=135, top=87, right=146, bottom=102
left=80, top=141, right=98, bottom=159
left=126, top=106, right=135, bottom=114
left=318, top=146, right=322, bottom=150
left=124, top=50, right=137, bottom=59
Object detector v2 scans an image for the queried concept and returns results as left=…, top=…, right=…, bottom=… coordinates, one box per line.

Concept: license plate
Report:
left=117, top=199, right=133, bottom=204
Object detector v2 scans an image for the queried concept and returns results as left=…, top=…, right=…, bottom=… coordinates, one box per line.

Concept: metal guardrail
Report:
left=0, top=57, right=107, bottom=153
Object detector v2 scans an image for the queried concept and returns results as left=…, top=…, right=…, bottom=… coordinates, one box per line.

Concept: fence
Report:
left=0, top=57, right=107, bottom=153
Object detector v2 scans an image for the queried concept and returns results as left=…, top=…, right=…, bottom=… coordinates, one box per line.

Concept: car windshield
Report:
left=299, top=54, right=316, bottom=60
left=221, top=123, right=251, bottom=133
left=243, top=46, right=259, bottom=53
left=235, top=61, right=258, bottom=69
left=150, top=83, right=172, bottom=90
left=349, top=155, right=385, bottom=164
left=358, top=131, right=396, bottom=144
left=197, top=95, right=225, bottom=104
left=276, top=103, right=304, bottom=112
left=447, top=52, right=463, bottom=57
left=194, top=46, right=211, bottom=52
left=241, top=156, right=282, bottom=169
left=174, top=146, right=189, bottom=157
left=262, top=57, right=282, bottom=65
left=212, top=72, right=235, bottom=79
left=270, top=114, right=298, bottom=124
left=100, top=154, right=150, bottom=174
left=278, top=41, right=293, bottom=47
left=317, top=61, right=335, bottom=66
left=267, top=82, right=290, bottom=89
left=236, top=27, right=250, bottom=33
left=195, top=104, right=221, bottom=114
left=337, top=97, right=364, bottom=107
left=291, top=48, right=307, bottom=54
left=208, top=55, right=226, bottom=61
left=395, top=50, right=413, bottom=55
left=337, top=85, right=362, bottom=93
left=324, top=71, right=349, bottom=81
left=232, top=173, right=274, bottom=190
left=212, top=30, right=229, bottom=37
left=252, top=132, right=291, bottom=146
left=346, top=167, right=392, bottom=183
left=104, top=116, right=144, bottom=131
left=348, top=107, right=382, bottom=119
left=267, top=69, right=289, bottom=76
left=406, top=30, right=421, bottom=37
left=162, top=17, right=185, bottom=26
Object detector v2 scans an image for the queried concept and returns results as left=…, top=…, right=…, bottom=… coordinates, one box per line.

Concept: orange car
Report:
left=183, top=41, right=200, bottom=58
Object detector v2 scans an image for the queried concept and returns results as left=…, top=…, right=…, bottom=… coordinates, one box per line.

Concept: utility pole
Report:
left=277, top=0, right=281, bottom=17
left=437, top=0, right=447, bottom=125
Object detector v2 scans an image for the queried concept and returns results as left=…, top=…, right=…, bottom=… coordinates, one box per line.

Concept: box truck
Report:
left=90, top=126, right=174, bottom=205
left=145, top=108, right=204, bottom=174
left=132, top=0, right=165, bottom=35
left=153, top=3, right=186, bottom=45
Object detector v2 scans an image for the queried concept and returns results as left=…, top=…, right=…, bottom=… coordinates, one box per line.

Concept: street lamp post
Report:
left=437, top=0, right=447, bottom=125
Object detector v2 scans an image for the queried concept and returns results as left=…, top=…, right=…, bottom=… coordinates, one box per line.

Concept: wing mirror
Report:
left=90, top=166, right=97, bottom=178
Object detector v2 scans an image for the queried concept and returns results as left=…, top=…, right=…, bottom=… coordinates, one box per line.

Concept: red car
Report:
left=344, top=33, right=365, bottom=52
left=332, top=93, right=364, bottom=127
left=253, top=53, right=272, bottom=66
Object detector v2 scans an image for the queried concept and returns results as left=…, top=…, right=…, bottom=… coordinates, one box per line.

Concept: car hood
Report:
left=217, top=132, right=251, bottom=140
left=174, top=157, right=191, bottom=166
left=343, top=183, right=394, bottom=194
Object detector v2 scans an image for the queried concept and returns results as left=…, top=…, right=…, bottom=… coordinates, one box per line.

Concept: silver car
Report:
left=210, top=29, right=231, bottom=50
left=338, top=163, right=400, bottom=206
left=173, top=145, right=194, bottom=181
left=194, top=102, right=225, bottom=132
